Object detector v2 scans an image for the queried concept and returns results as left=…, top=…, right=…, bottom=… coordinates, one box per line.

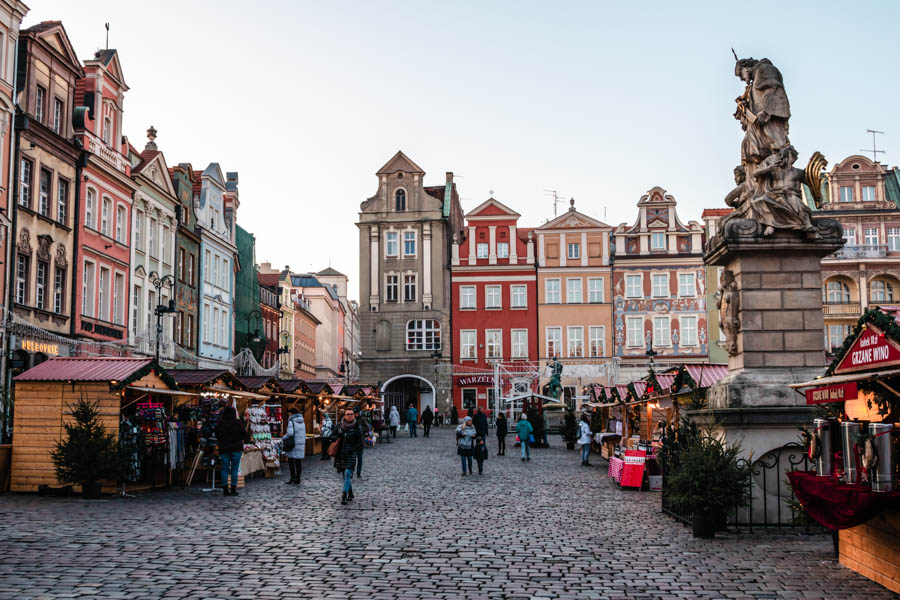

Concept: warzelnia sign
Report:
left=834, top=325, right=900, bottom=374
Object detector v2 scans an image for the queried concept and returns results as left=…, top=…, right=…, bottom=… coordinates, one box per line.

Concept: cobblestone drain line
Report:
left=0, top=427, right=894, bottom=600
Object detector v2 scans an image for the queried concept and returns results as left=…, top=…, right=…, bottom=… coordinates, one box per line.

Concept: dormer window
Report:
left=651, top=232, right=666, bottom=250
left=102, top=117, right=112, bottom=145
left=395, top=189, right=406, bottom=211
left=497, top=242, right=509, bottom=258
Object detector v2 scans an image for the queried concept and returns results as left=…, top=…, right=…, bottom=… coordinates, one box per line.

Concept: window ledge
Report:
left=510, top=306, right=529, bottom=310
left=459, top=307, right=476, bottom=311
left=485, top=307, right=502, bottom=311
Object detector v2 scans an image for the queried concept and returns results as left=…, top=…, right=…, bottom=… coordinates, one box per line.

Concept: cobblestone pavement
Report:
left=0, top=426, right=895, bottom=600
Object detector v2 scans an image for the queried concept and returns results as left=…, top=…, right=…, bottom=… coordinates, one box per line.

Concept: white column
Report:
left=451, top=236, right=460, bottom=266
left=559, top=233, right=567, bottom=266
left=668, top=206, right=675, bottom=231
left=369, top=227, right=379, bottom=309
left=527, top=235, right=535, bottom=265
left=615, top=233, right=625, bottom=257
left=860, top=273, right=868, bottom=309
left=509, top=225, right=518, bottom=263
left=639, top=235, right=648, bottom=255
left=468, top=226, right=476, bottom=265
left=423, top=223, right=432, bottom=306
left=602, top=231, right=610, bottom=265
left=640, top=207, right=647, bottom=230
left=538, top=233, right=545, bottom=267
left=581, top=232, right=588, bottom=266
left=489, top=226, right=497, bottom=265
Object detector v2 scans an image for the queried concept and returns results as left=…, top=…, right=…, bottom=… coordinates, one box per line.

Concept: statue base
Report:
left=703, top=219, right=843, bottom=459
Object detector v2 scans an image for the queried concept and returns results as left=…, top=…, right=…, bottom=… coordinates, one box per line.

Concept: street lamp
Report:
left=243, top=309, right=262, bottom=353
left=151, top=274, right=176, bottom=364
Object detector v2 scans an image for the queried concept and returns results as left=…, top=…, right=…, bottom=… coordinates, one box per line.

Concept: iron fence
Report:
left=661, top=441, right=815, bottom=532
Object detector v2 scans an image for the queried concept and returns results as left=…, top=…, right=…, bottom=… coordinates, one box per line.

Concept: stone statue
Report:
left=722, top=55, right=828, bottom=238
left=542, top=357, right=564, bottom=400
left=716, top=269, right=740, bottom=356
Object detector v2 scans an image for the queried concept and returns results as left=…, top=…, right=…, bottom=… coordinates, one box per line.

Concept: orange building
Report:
left=535, top=200, right=613, bottom=404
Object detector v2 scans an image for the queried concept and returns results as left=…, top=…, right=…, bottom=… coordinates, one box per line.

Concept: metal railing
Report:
left=823, top=302, right=861, bottom=316
left=661, top=442, right=815, bottom=532
left=830, top=244, right=887, bottom=259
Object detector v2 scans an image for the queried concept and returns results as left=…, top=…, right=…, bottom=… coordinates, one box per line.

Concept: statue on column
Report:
left=542, top=357, right=564, bottom=400
left=721, top=54, right=828, bottom=239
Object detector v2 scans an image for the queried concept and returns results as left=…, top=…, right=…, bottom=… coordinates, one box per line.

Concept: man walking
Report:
left=421, top=406, right=434, bottom=438
left=473, top=406, right=489, bottom=442
left=407, top=404, right=419, bottom=437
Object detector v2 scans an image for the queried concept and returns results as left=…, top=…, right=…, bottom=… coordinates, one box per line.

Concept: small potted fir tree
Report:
left=50, top=399, right=122, bottom=499
left=665, top=429, right=751, bottom=538
left=561, top=410, right=578, bottom=450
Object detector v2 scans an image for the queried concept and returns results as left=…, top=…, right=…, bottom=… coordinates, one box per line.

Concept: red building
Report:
left=258, top=279, right=280, bottom=370
left=72, top=50, right=135, bottom=342
left=450, top=198, right=537, bottom=414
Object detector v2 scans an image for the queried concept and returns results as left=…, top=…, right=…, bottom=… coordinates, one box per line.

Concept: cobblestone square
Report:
left=0, top=427, right=893, bottom=600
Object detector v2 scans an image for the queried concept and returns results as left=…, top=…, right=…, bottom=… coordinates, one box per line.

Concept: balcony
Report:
left=830, top=244, right=887, bottom=259
left=823, top=302, right=861, bottom=317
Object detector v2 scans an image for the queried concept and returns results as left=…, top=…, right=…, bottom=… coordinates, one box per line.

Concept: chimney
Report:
left=446, top=172, right=453, bottom=185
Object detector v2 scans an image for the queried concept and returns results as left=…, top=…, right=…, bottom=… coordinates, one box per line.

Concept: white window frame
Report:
left=566, top=278, right=583, bottom=304
left=114, top=272, right=125, bottom=325
left=35, top=85, right=45, bottom=122
left=651, top=273, right=669, bottom=298
left=460, top=330, right=477, bottom=360
left=680, top=316, right=698, bottom=347
left=511, top=285, right=527, bottom=308
left=35, top=260, right=47, bottom=309
left=485, top=329, right=502, bottom=359
left=82, top=260, right=95, bottom=317
left=385, top=231, right=398, bottom=257
left=476, top=242, right=489, bottom=259
left=678, top=272, right=696, bottom=298
left=625, top=274, right=642, bottom=298
left=15, top=254, right=28, bottom=305
left=403, top=230, right=417, bottom=257
left=511, top=329, right=528, bottom=358
left=589, top=326, right=605, bottom=357
left=864, top=228, right=880, bottom=246
left=843, top=227, right=856, bottom=246
left=839, top=186, right=853, bottom=203
left=101, top=197, right=112, bottom=237
left=149, top=217, right=158, bottom=258
left=54, top=266, right=65, bottom=314
left=403, top=273, right=417, bottom=303
left=497, top=242, right=509, bottom=259
left=862, top=185, right=876, bottom=202
left=38, top=169, right=50, bottom=216
left=567, top=326, right=583, bottom=358
left=545, top=278, right=561, bottom=304
left=587, top=278, right=604, bottom=303
left=133, top=285, right=143, bottom=334
left=85, top=187, right=97, bottom=230
left=653, top=316, right=671, bottom=347
left=53, top=97, right=63, bottom=134
left=626, top=317, right=643, bottom=348
left=406, top=319, right=441, bottom=351
left=56, top=179, right=68, bottom=225
left=651, top=232, right=666, bottom=250
left=485, top=285, right=501, bottom=309
left=888, top=227, right=900, bottom=252
left=459, top=285, right=476, bottom=309
left=203, top=303, right=210, bottom=343
left=386, top=274, right=399, bottom=302
left=98, top=266, right=110, bottom=322
left=567, top=243, right=580, bottom=259
left=546, top=326, right=562, bottom=358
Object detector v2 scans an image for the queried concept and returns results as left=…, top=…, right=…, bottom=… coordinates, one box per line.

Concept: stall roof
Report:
left=682, top=364, right=729, bottom=388
left=655, top=373, right=676, bottom=391
left=306, top=381, right=334, bottom=395
left=237, top=375, right=280, bottom=392
left=14, top=357, right=156, bottom=383
left=167, top=369, right=247, bottom=390
left=276, top=379, right=309, bottom=394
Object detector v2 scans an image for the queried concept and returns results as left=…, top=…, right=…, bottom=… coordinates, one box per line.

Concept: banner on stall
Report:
left=834, top=326, right=900, bottom=374
left=805, top=382, right=857, bottom=405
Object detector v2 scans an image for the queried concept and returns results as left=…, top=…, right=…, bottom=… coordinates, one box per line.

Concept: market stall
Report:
left=10, top=357, right=188, bottom=494
left=265, top=379, right=317, bottom=454
left=788, top=309, right=900, bottom=594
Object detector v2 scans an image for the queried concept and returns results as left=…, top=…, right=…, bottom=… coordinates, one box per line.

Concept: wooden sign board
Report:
left=834, top=325, right=900, bottom=374
left=806, top=382, right=857, bottom=405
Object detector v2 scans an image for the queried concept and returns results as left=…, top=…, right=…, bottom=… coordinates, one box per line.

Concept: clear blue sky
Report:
left=26, top=1, right=900, bottom=299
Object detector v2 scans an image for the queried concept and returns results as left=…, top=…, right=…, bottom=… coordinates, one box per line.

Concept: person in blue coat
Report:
left=407, top=404, right=419, bottom=438
left=283, top=408, right=306, bottom=484
left=516, top=413, right=534, bottom=463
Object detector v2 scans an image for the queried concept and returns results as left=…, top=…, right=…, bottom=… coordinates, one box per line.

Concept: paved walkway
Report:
left=0, top=426, right=894, bottom=599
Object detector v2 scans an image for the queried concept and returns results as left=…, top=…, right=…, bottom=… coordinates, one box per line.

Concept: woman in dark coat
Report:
left=215, top=406, right=247, bottom=497
left=333, top=410, right=364, bottom=505
left=495, top=412, right=508, bottom=456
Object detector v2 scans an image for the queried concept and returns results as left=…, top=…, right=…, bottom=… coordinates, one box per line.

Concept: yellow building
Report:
left=535, top=200, right=613, bottom=404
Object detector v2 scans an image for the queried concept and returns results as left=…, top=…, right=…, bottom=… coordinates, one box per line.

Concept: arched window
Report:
left=824, top=280, right=850, bottom=304
left=406, top=319, right=440, bottom=351
left=870, top=280, right=894, bottom=303
left=395, top=188, right=406, bottom=211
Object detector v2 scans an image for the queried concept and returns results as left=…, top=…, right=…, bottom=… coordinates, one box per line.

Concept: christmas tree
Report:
left=51, top=399, right=122, bottom=490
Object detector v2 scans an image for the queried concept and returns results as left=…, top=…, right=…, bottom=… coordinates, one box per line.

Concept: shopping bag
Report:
left=327, top=438, right=340, bottom=457
left=528, top=434, right=535, bottom=444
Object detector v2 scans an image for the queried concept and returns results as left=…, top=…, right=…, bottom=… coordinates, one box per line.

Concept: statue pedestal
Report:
left=702, top=220, right=843, bottom=460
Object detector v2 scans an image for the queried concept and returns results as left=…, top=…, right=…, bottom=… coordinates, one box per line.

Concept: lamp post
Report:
left=243, top=309, right=262, bottom=357
left=276, top=330, right=291, bottom=375
left=151, top=274, right=176, bottom=364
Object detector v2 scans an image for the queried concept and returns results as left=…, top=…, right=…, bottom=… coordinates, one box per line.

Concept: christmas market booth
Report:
left=167, top=369, right=280, bottom=483
left=10, top=357, right=188, bottom=494
left=315, top=382, right=384, bottom=447
left=787, top=309, right=900, bottom=594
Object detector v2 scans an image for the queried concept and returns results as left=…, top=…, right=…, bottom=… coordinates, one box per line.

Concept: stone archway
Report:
left=381, top=374, right=435, bottom=421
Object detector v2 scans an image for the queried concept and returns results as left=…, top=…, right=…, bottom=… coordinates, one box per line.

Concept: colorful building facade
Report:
left=612, top=187, right=707, bottom=373
left=450, top=197, right=537, bottom=413
left=170, top=163, right=200, bottom=365
left=72, top=49, right=135, bottom=343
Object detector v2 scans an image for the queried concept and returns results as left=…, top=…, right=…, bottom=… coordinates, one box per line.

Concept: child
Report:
left=475, top=435, right=488, bottom=475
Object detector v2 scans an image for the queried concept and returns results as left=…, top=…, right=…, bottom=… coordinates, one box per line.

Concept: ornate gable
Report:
left=139, top=153, right=177, bottom=198
left=376, top=150, right=424, bottom=175
left=34, top=24, right=81, bottom=72
left=465, top=198, right=520, bottom=219
left=537, top=204, right=610, bottom=230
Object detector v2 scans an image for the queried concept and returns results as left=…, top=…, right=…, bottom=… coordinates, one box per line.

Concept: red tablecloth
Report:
left=787, top=471, right=900, bottom=530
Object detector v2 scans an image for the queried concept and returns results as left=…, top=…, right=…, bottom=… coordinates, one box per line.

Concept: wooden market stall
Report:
left=10, top=357, right=186, bottom=493
left=787, top=309, right=900, bottom=594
